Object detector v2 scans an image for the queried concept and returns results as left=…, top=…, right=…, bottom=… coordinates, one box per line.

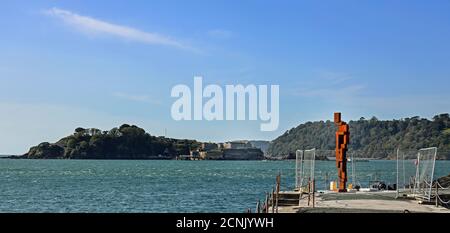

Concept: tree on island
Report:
left=267, top=113, right=450, bottom=159
left=24, top=124, right=200, bottom=159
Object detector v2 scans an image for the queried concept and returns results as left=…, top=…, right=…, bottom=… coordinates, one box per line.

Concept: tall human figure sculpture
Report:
left=334, top=112, right=349, bottom=192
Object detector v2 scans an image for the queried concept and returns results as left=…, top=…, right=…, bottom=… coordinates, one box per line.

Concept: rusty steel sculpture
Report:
left=334, top=112, right=349, bottom=192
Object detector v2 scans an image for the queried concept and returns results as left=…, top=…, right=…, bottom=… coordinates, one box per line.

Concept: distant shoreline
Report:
left=3, top=156, right=449, bottom=161
left=1, top=155, right=265, bottom=161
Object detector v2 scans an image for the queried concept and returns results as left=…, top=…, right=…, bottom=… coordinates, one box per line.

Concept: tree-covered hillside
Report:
left=267, top=114, right=450, bottom=159
left=24, top=124, right=200, bottom=159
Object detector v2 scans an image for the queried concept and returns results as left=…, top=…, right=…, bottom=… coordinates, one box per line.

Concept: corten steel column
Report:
left=334, top=112, right=349, bottom=192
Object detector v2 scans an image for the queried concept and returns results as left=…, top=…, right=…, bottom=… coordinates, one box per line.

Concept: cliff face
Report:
left=222, top=148, right=264, bottom=160
left=249, top=140, right=270, bottom=155
left=26, top=142, right=64, bottom=159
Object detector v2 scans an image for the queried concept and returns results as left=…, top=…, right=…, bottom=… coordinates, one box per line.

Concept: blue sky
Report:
left=1, top=0, right=450, bottom=154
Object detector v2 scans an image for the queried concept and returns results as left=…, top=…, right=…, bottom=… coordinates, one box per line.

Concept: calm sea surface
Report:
left=0, top=159, right=449, bottom=212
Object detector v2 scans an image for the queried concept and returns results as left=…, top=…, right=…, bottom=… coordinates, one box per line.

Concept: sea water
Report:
left=0, top=159, right=449, bottom=212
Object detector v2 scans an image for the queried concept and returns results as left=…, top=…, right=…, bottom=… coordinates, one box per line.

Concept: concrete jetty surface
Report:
left=275, top=191, right=450, bottom=213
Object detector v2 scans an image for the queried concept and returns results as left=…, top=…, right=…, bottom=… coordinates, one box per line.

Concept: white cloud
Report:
left=316, top=70, right=353, bottom=84
left=113, top=92, right=162, bottom=105
left=294, top=84, right=366, bottom=99
left=44, top=7, right=199, bottom=52
left=208, top=29, right=233, bottom=39
left=289, top=70, right=365, bottom=102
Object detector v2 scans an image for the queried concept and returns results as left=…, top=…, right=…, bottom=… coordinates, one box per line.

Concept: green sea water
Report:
left=0, top=159, right=449, bottom=212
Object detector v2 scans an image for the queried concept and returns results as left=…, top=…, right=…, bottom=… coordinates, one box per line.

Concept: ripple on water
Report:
left=0, top=159, right=449, bottom=212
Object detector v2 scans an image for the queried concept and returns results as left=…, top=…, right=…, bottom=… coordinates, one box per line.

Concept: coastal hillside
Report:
left=24, top=124, right=200, bottom=159
left=248, top=140, right=270, bottom=155
left=267, top=114, right=450, bottom=159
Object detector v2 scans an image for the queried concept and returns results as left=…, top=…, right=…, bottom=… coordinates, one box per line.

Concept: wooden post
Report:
left=276, top=173, right=280, bottom=213
left=298, top=187, right=302, bottom=206
left=265, top=192, right=269, bottom=213
left=256, top=200, right=260, bottom=213
left=312, top=179, right=315, bottom=208
left=307, top=178, right=311, bottom=206
left=409, top=176, right=413, bottom=193
left=436, top=182, right=439, bottom=207
left=271, top=187, right=275, bottom=213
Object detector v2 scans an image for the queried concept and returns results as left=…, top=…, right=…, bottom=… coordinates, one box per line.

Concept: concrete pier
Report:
left=275, top=190, right=450, bottom=213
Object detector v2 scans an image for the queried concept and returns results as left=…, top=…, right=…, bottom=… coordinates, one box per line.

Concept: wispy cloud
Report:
left=316, top=70, right=353, bottom=84
left=44, top=7, right=199, bottom=52
left=113, top=92, right=162, bottom=105
left=293, top=84, right=366, bottom=99
left=208, top=29, right=233, bottom=39
left=290, top=70, right=365, bottom=100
